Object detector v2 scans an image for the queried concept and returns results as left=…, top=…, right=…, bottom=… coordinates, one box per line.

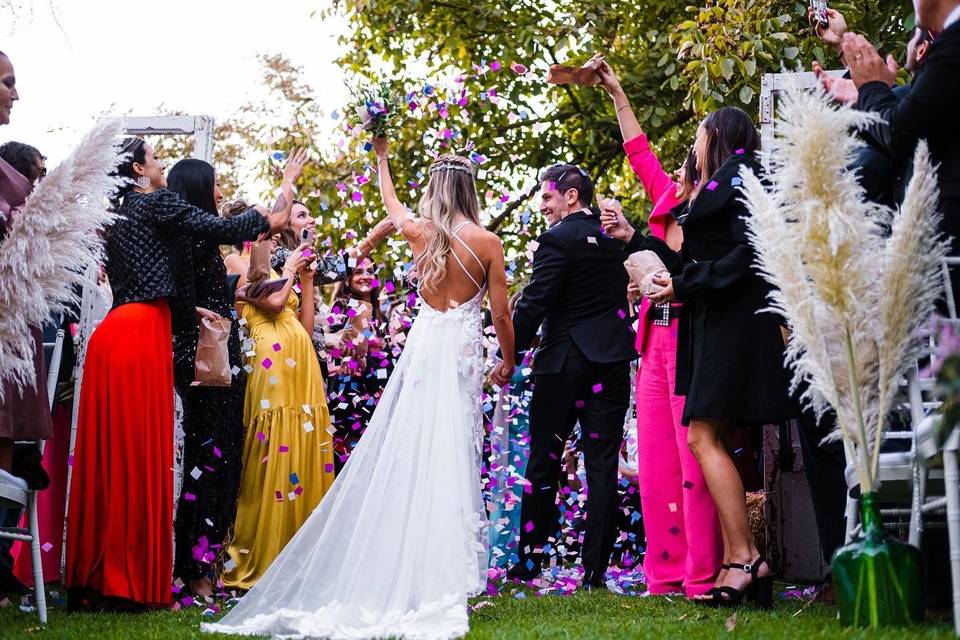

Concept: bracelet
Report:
left=616, top=103, right=631, bottom=114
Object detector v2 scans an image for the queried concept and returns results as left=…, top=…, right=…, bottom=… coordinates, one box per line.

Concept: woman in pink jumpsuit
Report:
left=598, top=61, right=723, bottom=598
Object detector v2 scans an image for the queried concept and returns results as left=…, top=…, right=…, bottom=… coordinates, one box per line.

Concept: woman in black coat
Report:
left=613, top=107, right=796, bottom=608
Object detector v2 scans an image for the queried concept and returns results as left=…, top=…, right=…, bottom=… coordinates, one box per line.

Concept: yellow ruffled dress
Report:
left=223, top=274, right=335, bottom=589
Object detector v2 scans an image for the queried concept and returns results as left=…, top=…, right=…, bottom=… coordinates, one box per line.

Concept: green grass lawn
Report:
left=0, top=590, right=955, bottom=640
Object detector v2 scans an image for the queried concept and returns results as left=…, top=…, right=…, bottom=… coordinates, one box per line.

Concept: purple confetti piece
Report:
left=735, top=148, right=745, bottom=155
left=212, top=446, right=222, bottom=459
left=272, top=342, right=282, bottom=352
left=706, top=180, right=719, bottom=191
left=592, top=383, right=603, bottom=394
left=278, top=445, right=289, bottom=453
left=262, top=357, right=273, bottom=370
left=183, top=492, right=197, bottom=502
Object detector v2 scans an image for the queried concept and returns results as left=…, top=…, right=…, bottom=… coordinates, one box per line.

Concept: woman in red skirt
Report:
left=65, top=138, right=303, bottom=609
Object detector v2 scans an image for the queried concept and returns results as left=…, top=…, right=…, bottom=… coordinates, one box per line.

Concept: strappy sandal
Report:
left=696, top=557, right=773, bottom=609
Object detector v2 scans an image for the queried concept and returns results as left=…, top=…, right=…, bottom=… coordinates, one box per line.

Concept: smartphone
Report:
left=809, top=0, right=829, bottom=28
left=301, top=227, right=316, bottom=247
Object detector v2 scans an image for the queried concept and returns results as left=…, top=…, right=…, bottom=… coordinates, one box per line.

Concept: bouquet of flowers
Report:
left=350, top=81, right=399, bottom=138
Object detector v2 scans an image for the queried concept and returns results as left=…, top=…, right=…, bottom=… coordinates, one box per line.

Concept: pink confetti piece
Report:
left=41, top=542, right=53, bottom=552
left=275, top=491, right=283, bottom=502
left=490, top=60, right=501, bottom=71
left=351, top=191, right=363, bottom=202
left=294, top=486, right=304, bottom=495
left=510, top=62, right=528, bottom=74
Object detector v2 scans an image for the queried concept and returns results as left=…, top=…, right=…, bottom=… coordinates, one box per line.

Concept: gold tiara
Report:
left=429, top=161, right=473, bottom=176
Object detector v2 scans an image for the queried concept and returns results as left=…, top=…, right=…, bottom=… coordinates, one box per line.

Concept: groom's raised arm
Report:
left=512, top=233, right=568, bottom=357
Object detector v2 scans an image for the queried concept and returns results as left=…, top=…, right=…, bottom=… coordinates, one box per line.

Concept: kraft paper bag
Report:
left=246, top=239, right=272, bottom=283
left=193, top=316, right=232, bottom=387
left=624, top=250, right=669, bottom=296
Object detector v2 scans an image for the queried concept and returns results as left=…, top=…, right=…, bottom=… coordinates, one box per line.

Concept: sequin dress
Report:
left=172, top=238, right=248, bottom=583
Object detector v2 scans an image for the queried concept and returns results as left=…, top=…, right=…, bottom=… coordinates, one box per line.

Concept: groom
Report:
left=507, top=164, right=637, bottom=588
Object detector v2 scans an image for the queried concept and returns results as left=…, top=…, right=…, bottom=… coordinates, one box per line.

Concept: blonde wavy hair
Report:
left=415, top=154, right=481, bottom=293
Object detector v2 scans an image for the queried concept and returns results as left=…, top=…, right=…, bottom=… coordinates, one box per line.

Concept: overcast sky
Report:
left=2, top=0, right=350, bottom=164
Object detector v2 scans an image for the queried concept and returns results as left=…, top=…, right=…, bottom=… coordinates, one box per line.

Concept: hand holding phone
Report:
left=809, top=0, right=829, bottom=28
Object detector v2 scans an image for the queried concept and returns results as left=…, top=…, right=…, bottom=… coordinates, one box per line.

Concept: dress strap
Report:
left=449, top=224, right=485, bottom=293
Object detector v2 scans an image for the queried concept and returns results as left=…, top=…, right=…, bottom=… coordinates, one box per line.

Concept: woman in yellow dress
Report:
left=222, top=242, right=335, bottom=589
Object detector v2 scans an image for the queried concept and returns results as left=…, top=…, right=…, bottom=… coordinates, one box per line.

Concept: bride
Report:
left=203, top=136, right=516, bottom=640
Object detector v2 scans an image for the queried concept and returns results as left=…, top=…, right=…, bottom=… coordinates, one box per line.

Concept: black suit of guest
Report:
left=858, top=20, right=960, bottom=296
left=512, top=207, right=637, bottom=582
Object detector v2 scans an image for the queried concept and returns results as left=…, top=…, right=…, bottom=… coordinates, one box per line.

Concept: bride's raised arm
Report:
left=372, top=136, right=422, bottom=243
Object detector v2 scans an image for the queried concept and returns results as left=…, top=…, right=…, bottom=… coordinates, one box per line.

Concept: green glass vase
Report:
left=831, top=492, right=924, bottom=627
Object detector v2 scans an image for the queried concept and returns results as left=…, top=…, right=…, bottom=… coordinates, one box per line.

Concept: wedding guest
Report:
left=842, top=0, right=960, bottom=294
left=0, top=64, right=54, bottom=597
left=596, top=59, right=723, bottom=598
left=0, top=142, right=45, bottom=186
left=0, top=51, right=49, bottom=482
left=221, top=242, right=336, bottom=590
left=65, top=138, right=293, bottom=610
left=166, top=154, right=304, bottom=597
left=606, top=107, right=796, bottom=608
left=325, top=258, right=392, bottom=472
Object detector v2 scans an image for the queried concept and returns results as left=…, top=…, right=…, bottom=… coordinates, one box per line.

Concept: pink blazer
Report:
left=623, top=134, right=683, bottom=355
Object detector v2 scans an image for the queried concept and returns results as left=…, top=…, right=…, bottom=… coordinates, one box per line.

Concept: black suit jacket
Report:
left=858, top=22, right=960, bottom=202
left=513, top=209, right=637, bottom=375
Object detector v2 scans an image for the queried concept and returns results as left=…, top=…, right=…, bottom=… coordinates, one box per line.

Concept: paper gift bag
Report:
left=624, top=250, right=669, bottom=296
left=193, top=316, right=232, bottom=387
left=246, top=239, right=272, bottom=283
left=546, top=56, right=603, bottom=86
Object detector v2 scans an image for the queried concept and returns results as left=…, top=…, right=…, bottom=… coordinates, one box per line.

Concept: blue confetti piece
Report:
left=320, top=201, right=329, bottom=211
left=731, top=177, right=743, bottom=187
left=331, top=110, right=340, bottom=120
left=363, top=142, right=373, bottom=152
left=272, top=151, right=286, bottom=161
left=290, top=472, right=299, bottom=485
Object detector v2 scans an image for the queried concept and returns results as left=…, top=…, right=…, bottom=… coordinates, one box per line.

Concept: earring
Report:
left=136, top=175, right=151, bottom=189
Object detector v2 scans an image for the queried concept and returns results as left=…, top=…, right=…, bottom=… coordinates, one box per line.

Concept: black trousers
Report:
left=517, top=345, right=630, bottom=574
left=794, top=393, right=847, bottom=569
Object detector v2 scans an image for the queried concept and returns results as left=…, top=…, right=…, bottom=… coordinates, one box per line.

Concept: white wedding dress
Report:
left=203, top=225, right=490, bottom=640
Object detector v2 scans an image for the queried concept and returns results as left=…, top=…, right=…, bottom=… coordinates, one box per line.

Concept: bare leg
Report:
left=687, top=419, right=768, bottom=597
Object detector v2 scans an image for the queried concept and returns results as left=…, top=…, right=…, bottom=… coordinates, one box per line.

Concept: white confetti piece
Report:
left=286, top=358, right=297, bottom=368
left=303, top=404, right=312, bottom=414
left=303, top=421, right=315, bottom=433
left=587, top=236, right=598, bottom=245
left=190, top=467, right=202, bottom=480
left=260, top=399, right=271, bottom=410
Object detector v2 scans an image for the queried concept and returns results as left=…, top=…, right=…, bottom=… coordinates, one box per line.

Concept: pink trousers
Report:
left=636, top=320, right=723, bottom=597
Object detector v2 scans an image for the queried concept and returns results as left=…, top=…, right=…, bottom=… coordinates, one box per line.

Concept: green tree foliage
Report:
left=149, top=1, right=912, bottom=289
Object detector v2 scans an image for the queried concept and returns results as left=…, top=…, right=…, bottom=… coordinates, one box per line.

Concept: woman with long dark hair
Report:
left=165, top=158, right=256, bottom=597
left=607, top=107, right=796, bottom=608
left=65, top=139, right=300, bottom=610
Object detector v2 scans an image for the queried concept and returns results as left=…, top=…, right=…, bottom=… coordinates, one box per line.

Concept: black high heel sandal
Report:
left=701, top=563, right=731, bottom=600
left=697, top=557, right=773, bottom=609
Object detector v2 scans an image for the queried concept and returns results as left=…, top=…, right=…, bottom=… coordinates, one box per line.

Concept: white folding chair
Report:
left=0, top=328, right=63, bottom=624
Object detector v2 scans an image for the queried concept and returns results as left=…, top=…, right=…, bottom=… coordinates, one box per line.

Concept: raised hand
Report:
left=598, top=197, right=635, bottom=243
left=842, top=32, right=898, bottom=88
left=813, top=61, right=859, bottom=105
left=372, top=137, right=389, bottom=159
left=283, top=147, right=310, bottom=185
left=809, top=7, right=848, bottom=50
